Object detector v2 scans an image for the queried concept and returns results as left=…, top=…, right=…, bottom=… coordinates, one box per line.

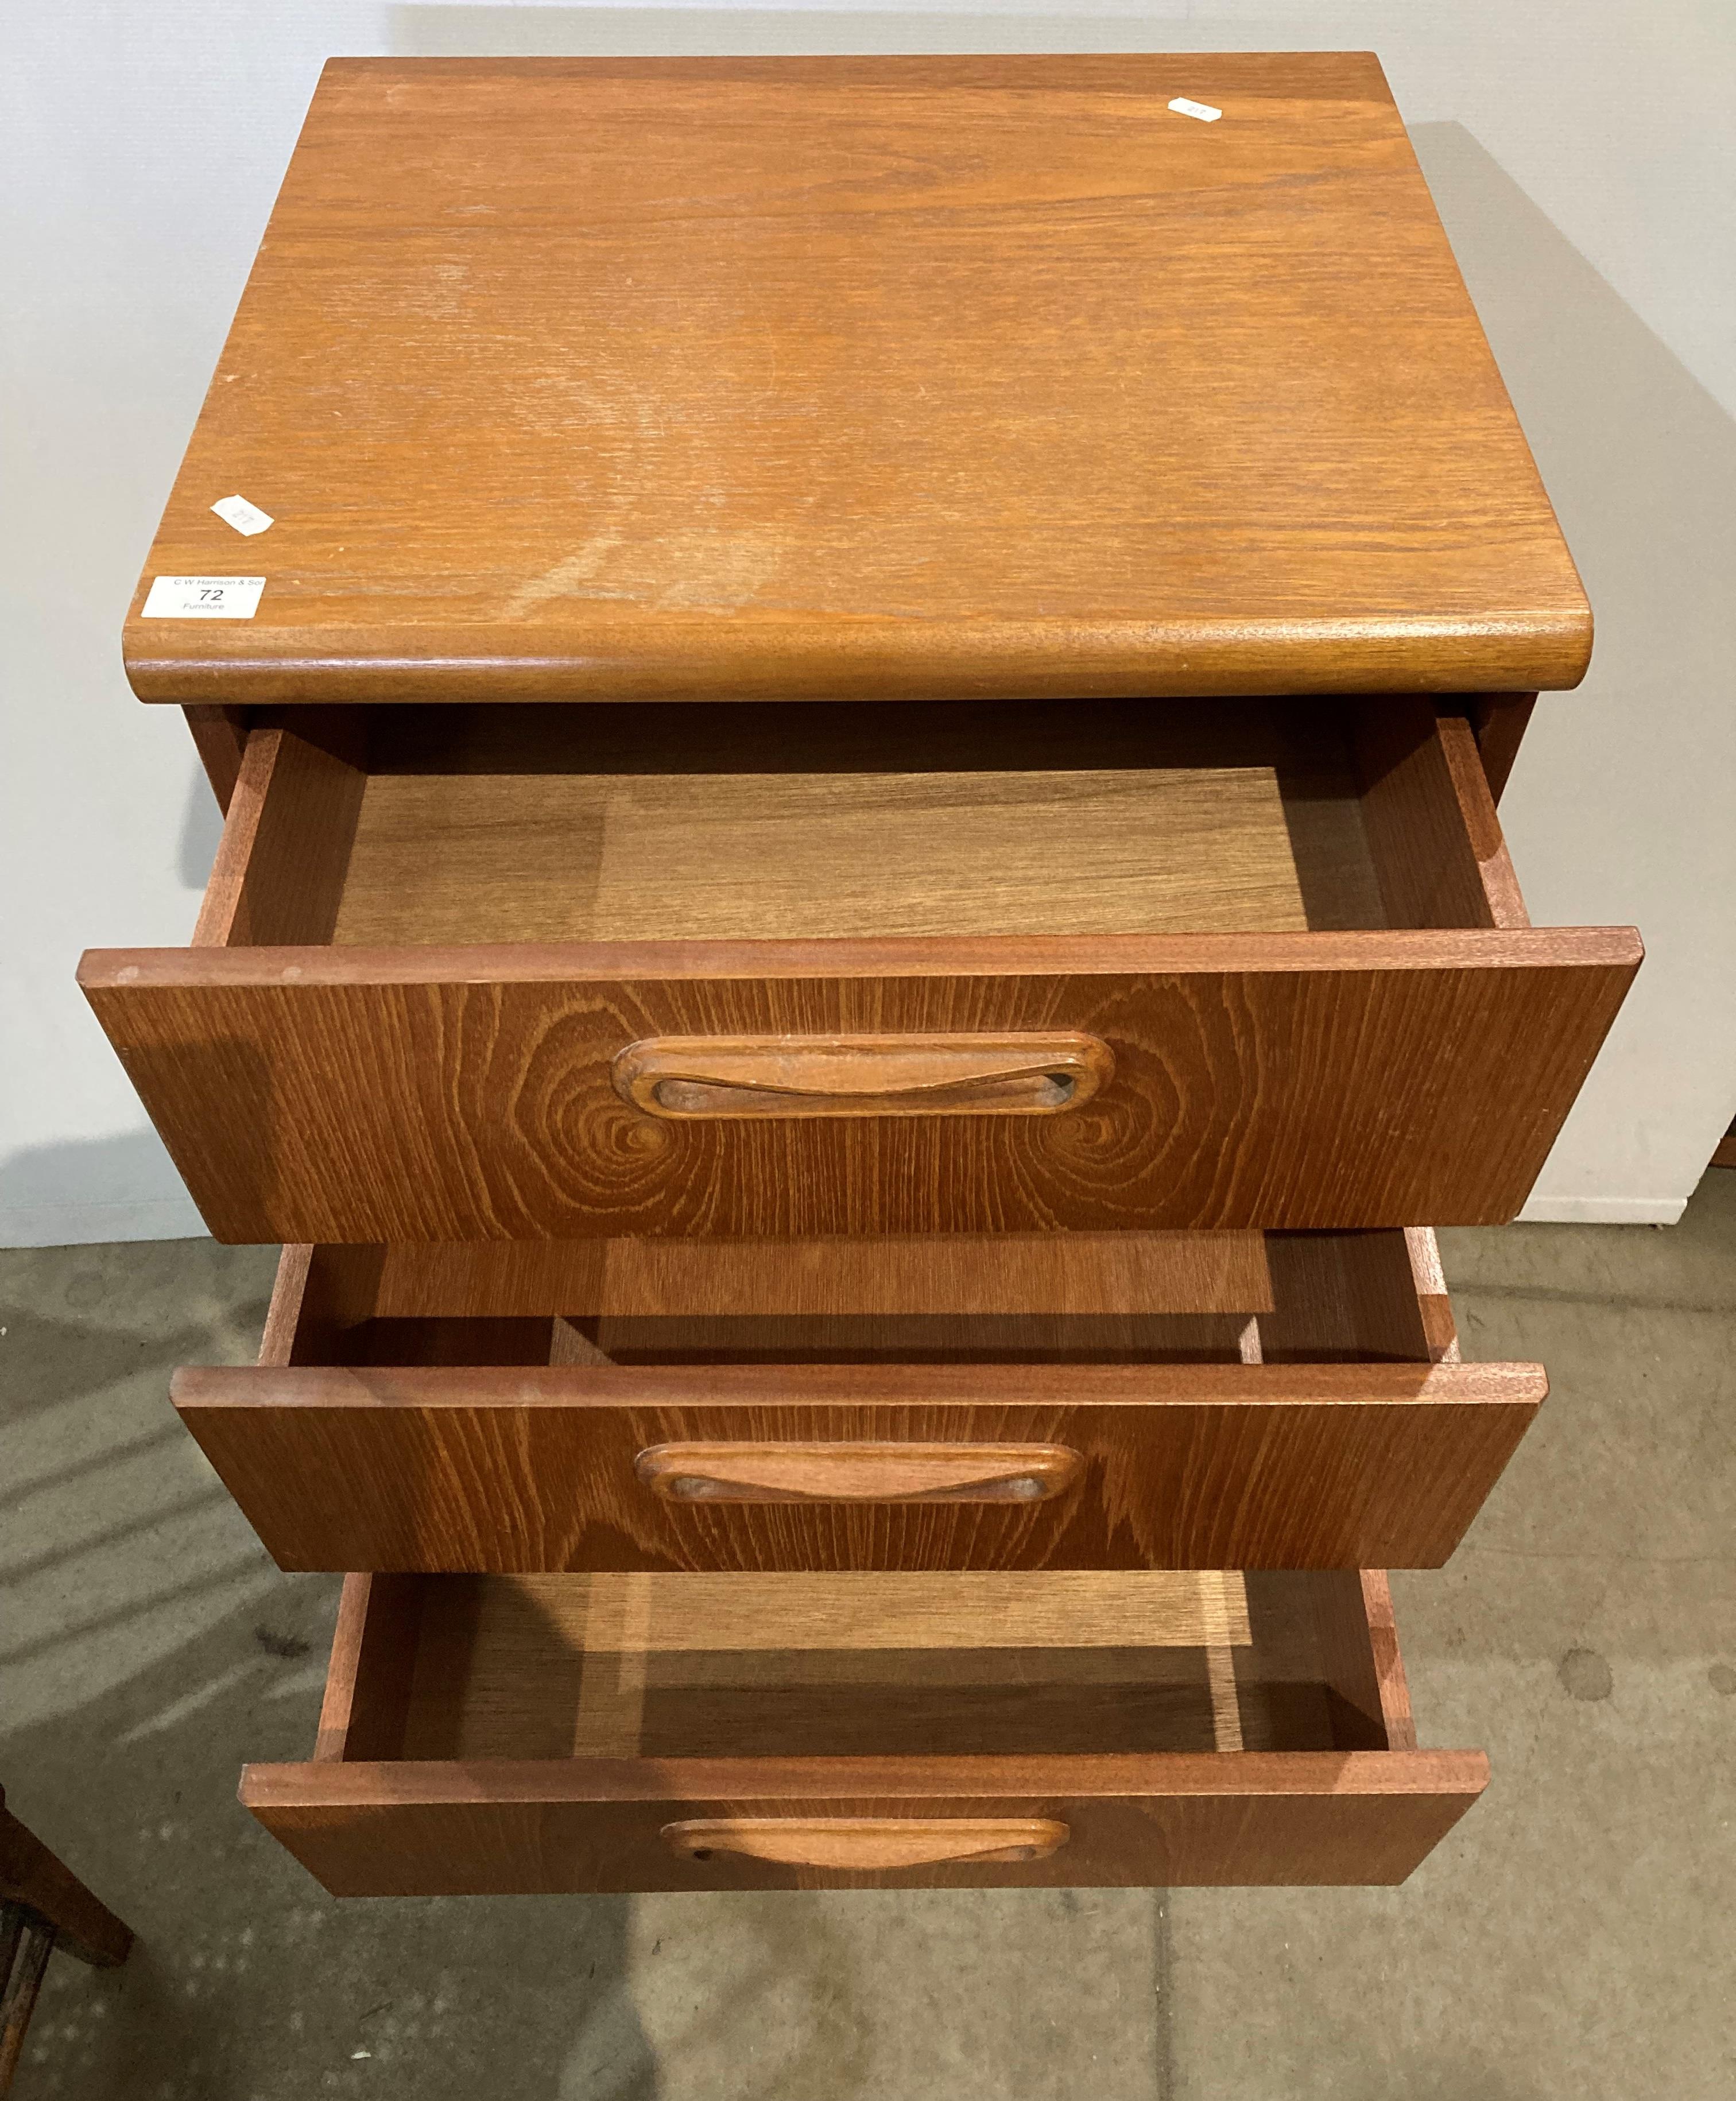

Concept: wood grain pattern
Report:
left=417, top=1569, right=1253, bottom=1660
left=123, top=55, right=1588, bottom=704
left=257, top=1242, right=317, bottom=1367
left=260, top=1244, right=386, bottom=1366
left=182, top=705, right=249, bottom=813
left=188, top=727, right=272, bottom=945
left=328, top=692, right=1388, bottom=938
left=1402, top=1226, right=1461, bottom=1363
left=0, top=1790, right=133, bottom=1970
left=1353, top=703, right=1526, bottom=930
left=361, top=1570, right=1281, bottom=1741
left=172, top=1356, right=1544, bottom=1572
left=290, top=692, right=1428, bottom=945
left=333, top=752, right=1316, bottom=944
left=392, top=1569, right=1276, bottom=1762
left=312, top=1573, right=426, bottom=1760
left=1435, top=712, right=1530, bottom=927
left=1357, top=1569, right=1419, bottom=1751
left=239, top=1754, right=1490, bottom=1892
left=185, top=696, right=1528, bottom=949
left=361, top=1232, right=1276, bottom=1320
left=82, top=929, right=1641, bottom=1238
left=313, top=1572, right=376, bottom=1759
left=193, top=725, right=365, bottom=947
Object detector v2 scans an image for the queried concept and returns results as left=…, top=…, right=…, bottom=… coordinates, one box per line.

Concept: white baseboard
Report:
left=0, top=1197, right=210, bottom=1248
left=1517, top=1194, right=1687, bottom=1225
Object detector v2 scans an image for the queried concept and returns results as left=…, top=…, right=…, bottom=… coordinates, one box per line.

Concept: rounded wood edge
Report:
left=118, top=615, right=1597, bottom=710
left=237, top=1750, right=1493, bottom=1811
left=175, top=1359, right=1548, bottom=1409
left=72, top=924, right=1648, bottom=991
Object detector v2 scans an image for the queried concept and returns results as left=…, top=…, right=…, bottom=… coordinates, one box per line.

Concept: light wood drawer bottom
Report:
left=242, top=1567, right=1485, bottom=1893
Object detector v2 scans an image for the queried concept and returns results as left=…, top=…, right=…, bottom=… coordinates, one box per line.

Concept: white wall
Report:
left=3, top=3, right=400, bottom=1243
left=5, top=1, right=1733, bottom=1243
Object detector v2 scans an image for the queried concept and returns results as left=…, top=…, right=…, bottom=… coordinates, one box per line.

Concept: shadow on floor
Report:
left=1, top=1241, right=653, bottom=2101
left=1, top=1591, right=650, bottom=2101
left=3, top=1240, right=1169, bottom=2101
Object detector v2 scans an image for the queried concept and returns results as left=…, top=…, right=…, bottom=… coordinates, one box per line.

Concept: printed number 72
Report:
left=199, top=588, right=224, bottom=602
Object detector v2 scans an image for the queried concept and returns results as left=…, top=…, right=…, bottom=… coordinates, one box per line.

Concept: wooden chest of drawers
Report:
left=87, top=52, right=1638, bottom=1895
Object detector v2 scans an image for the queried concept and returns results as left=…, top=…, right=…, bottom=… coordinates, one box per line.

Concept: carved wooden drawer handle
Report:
left=662, top=1817, right=1071, bottom=1870
left=613, top=1032, right=1113, bottom=1119
left=636, top=1441, right=1083, bottom=1505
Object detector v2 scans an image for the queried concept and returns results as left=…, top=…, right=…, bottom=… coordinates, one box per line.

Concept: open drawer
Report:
left=80, top=697, right=1638, bottom=1241
left=242, top=1565, right=1485, bottom=1892
left=176, top=1226, right=1543, bottom=1572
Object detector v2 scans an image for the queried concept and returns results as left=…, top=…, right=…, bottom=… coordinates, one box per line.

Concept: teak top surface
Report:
left=125, top=54, right=1588, bottom=704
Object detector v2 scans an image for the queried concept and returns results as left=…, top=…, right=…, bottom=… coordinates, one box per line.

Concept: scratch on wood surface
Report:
left=503, top=534, right=626, bottom=618
left=504, top=525, right=793, bottom=617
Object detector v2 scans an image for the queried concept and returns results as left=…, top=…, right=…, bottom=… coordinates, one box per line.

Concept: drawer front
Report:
left=175, top=1359, right=1543, bottom=1572
left=82, top=930, right=1637, bottom=1241
left=242, top=1569, right=1483, bottom=1893
left=240, top=1755, right=1489, bottom=1894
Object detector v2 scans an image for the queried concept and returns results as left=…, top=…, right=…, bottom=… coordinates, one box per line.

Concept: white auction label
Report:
left=211, top=494, right=274, bottom=536
left=1168, top=96, right=1222, bottom=122
left=141, top=576, right=266, bottom=619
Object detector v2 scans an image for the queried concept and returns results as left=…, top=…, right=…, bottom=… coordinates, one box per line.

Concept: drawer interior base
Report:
left=195, top=694, right=1529, bottom=949
left=278, top=1228, right=1454, bottom=1369
left=249, top=1566, right=1479, bottom=1897
left=326, top=1568, right=1409, bottom=1765
left=323, top=701, right=1386, bottom=944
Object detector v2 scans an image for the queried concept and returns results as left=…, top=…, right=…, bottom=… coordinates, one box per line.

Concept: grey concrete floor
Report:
left=2, top=1183, right=1733, bottom=2099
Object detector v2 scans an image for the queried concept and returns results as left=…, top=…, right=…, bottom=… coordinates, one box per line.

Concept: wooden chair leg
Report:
left=0, top=1790, right=133, bottom=1971
left=0, top=1904, right=57, bottom=2095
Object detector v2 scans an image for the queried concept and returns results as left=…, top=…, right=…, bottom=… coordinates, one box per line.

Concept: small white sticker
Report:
left=1168, top=96, right=1222, bottom=123
left=211, top=494, right=274, bottom=536
left=141, top=576, right=266, bottom=619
